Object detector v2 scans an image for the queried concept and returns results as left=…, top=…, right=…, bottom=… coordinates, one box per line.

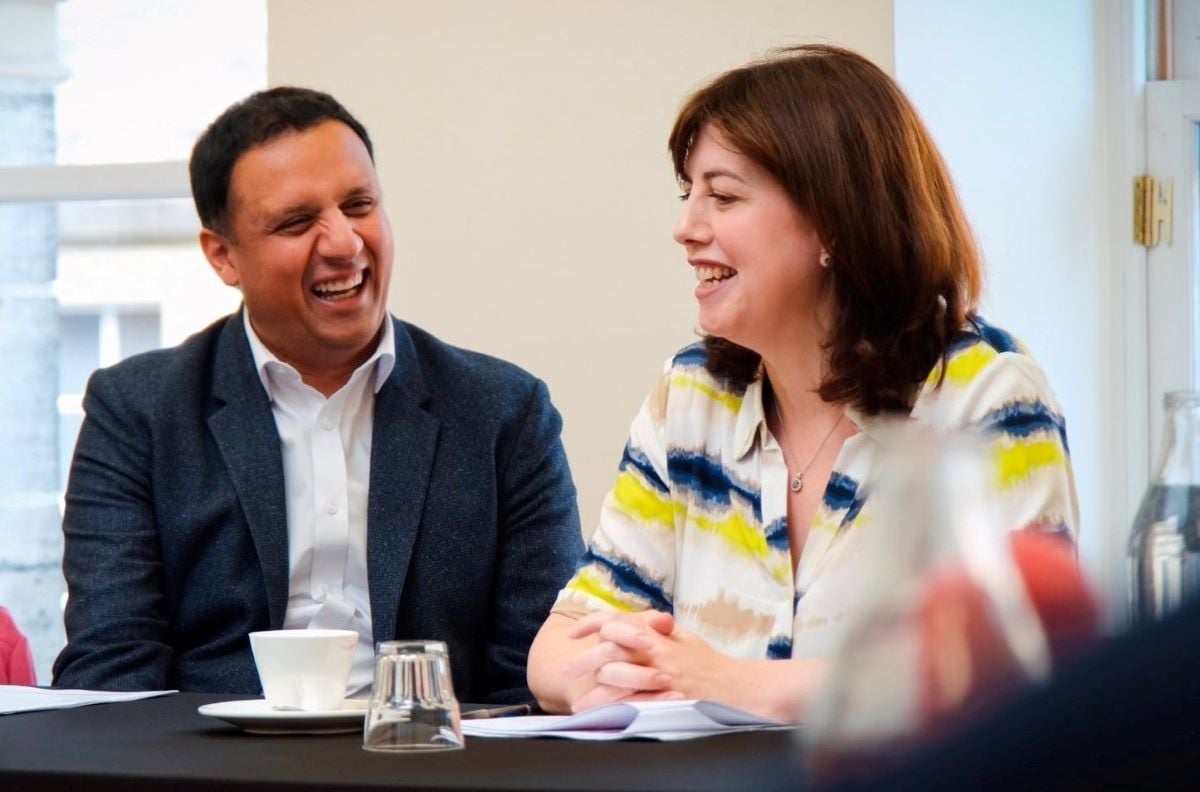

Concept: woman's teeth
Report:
left=694, top=264, right=736, bottom=283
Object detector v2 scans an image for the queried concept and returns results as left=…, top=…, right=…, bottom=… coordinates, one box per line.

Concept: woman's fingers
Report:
left=567, top=609, right=675, bottom=640
left=622, top=690, right=687, bottom=703
left=567, top=610, right=620, bottom=639
left=564, top=639, right=635, bottom=680
left=596, top=618, right=662, bottom=651
left=570, top=682, right=636, bottom=714
left=642, top=610, right=676, bottom=636
left=594, top=661, right=672, bottom=692
left=561, top=610, right=682, bottom=714
left=569, top=677, right=683, bottom=714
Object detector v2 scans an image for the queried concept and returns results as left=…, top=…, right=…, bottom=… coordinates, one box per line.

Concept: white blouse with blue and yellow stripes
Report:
left=552, top=318, right=1080, bottom=661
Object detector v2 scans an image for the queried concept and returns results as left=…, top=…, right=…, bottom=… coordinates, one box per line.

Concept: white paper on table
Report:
left=0, top=685, right=176, bottom=715
left=460, top=699, right=796, bottom=741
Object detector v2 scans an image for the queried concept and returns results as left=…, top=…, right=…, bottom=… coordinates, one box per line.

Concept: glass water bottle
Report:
left=1128, top=392, right=1200, bottom=626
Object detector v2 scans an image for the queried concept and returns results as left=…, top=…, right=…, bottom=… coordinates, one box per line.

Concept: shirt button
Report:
left=322, top=418, right=335, bottom=431
left=325, top=500, right=338, bottom=515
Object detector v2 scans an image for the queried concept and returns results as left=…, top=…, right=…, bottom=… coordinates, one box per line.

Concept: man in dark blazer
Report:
left=52, top=87, right=583, bottom=704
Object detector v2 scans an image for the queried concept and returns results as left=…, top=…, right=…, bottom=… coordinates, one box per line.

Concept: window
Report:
left=0, top=0, right=265, bottom=683
left=1146, top=81, right=1200, bottom=465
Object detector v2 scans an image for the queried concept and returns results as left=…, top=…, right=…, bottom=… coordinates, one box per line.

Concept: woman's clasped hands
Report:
left=562, top=609, right=737, bottom=713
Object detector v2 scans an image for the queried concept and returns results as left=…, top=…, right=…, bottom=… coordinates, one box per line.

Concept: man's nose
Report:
left=316, top=212, right=364, bottom=261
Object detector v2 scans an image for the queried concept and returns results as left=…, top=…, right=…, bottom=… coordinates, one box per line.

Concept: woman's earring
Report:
left=819, top=251, right=831, bottom=268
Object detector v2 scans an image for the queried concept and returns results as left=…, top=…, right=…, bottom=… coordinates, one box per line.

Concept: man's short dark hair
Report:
left=189, top=86, right=374, bottom=236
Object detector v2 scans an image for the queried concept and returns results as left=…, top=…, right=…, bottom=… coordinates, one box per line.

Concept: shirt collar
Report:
left=243, top=310, right=396, bottom=397
left=731, top=369, right=883, bottom=461
left=733, top=374, right=766, bottom=460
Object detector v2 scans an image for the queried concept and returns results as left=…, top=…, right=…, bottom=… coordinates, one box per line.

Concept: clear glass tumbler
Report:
left=363, top=640, right=463, bottom=752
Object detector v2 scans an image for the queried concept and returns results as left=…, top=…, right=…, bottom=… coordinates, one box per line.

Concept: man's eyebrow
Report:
left=267, top=202, right=316, bottom=219
left=254, top=183, right=379, bottom=228
left=254, top=202, right=315, bottom=230
left=341, top=184, right=376, bottom=200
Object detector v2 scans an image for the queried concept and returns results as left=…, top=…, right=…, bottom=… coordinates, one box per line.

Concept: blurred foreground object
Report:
left=1009, top=531, right=1098, bottom=666
left=804, top=427, right=1096, bottom=782
left=1129, top=391, right=1200, bottom=627
left=918, top=531, right=1098, bottom=740
left=852, top=596, right=1200, bottom=790
left=0, top=607, right=37, bottom=685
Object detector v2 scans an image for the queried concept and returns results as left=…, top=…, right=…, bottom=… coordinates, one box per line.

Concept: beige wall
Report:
left=268, top=0, right=894, bottom=535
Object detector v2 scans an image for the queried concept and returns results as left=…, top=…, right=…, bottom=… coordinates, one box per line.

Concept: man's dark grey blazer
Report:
left=52, top=311, right=583, bottom=703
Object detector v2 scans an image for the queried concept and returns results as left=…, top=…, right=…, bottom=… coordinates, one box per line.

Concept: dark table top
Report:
left=0, top=692, right=809, bottom=791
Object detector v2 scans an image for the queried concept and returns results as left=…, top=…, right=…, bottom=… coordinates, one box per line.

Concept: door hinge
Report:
left=1134, top=176, right=1172, bottom=248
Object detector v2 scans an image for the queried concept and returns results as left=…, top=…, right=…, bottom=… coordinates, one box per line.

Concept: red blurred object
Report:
left=1009, top=530, right=1100, bottom=666
left=917, top=570, right=1021, bottom=734
left=0, top=606, right=37, bottom=685
left=916, top=531, right=1099, bottom=735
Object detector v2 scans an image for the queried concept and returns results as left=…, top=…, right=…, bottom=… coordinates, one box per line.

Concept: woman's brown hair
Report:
left=668, top=45, right=981, bottom=415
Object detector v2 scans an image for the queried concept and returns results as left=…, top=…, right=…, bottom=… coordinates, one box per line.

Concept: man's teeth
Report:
left=312, top=271, right=364, bottom=297
left=694, top=265, right=736, bottom=283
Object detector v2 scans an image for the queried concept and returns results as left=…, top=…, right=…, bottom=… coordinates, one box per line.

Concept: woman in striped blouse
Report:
left=527, top=45, right=1079, bottom=721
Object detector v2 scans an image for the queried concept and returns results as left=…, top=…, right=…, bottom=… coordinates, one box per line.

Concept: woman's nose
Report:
left=672, top=197, right=708, bottom=247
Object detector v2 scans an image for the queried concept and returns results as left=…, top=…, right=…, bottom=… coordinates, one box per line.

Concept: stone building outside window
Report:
left=0, top=0, right=264, bottom=683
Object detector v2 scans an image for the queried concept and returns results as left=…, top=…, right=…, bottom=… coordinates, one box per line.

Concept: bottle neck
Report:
left=1157, top=398, right=1200, bottom=485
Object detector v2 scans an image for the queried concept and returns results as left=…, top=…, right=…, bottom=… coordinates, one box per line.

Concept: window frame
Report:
left=1146, top=80, right=1200, bottom=465
left=0, top=161, right=188, bottom=203
left=1097, top=0, right=1150, bottom=624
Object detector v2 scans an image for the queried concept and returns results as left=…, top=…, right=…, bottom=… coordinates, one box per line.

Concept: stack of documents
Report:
left=0, top=686, right=175, bottom=715
left=461, top=699, right=794, bottom=741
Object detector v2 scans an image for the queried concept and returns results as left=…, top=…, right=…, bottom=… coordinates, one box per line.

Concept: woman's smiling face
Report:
left=672, top=124, right=827, bottom=355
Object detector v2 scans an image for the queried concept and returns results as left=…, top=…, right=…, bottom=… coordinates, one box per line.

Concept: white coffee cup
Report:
left=249, top=628, right=358, bottom=712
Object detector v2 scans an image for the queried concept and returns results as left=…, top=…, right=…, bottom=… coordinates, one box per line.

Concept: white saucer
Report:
left=198, top=698, right=369, bottom=735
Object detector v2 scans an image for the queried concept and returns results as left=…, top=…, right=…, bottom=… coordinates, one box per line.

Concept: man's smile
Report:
left=311, top=269, right=367, bottom=301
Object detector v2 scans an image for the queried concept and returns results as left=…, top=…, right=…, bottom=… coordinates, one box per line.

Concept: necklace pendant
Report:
left=790, top=473, right=804, bottom=493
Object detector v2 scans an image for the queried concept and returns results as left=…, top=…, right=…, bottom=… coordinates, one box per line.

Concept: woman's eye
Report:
left=677, top=191, right=691, bottom=202
left=712, top=192, right=736, bottom=205
left=345, top=199, right=374, bottom=214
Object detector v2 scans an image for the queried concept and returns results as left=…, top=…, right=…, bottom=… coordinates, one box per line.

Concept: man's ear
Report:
left=199, top=228, right=241, bottom=288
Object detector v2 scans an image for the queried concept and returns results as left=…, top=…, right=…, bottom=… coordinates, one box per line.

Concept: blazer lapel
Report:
left=367, top=319, right=438, bottom=643
left=206, top=312, right=290, bottom=629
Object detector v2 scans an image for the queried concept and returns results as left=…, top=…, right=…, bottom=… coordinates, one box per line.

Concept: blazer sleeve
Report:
left=486, top=378, right=583, bottom=702
left=52, top=365, right=173, bottom=690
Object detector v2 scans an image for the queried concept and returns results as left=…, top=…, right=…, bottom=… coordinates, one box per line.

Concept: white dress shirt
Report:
left=244, top=312, right=396, bottom=697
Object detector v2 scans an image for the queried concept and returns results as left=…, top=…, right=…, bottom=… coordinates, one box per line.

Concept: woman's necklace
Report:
left=771, top=397, right=844, bottom=493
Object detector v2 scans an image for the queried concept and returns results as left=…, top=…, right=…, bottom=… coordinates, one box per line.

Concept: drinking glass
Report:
left=363, top=640, right=463, bottom=752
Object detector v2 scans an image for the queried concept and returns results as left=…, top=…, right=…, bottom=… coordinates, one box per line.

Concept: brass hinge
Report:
left=1134, top=176, right=1172, bottom=247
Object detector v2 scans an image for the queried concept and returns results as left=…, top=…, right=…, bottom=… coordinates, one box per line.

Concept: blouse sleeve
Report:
left=932, top=349, right=1081, bottom=542
left=551, top=372, right=679, bottom=618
